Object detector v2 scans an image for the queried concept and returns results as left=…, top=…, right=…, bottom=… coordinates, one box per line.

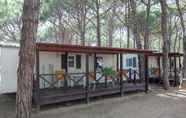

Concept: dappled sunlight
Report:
left=166, top=92, right=186, bottom=98
left=175, top=90, right=186, bottom=95
left=178, top=89, right=186, bottom=93
left=156, top=89, right=186, bottom=100
left=156, top=93, right=179, bottom=100
left=0, top=73, right=1, bottom=94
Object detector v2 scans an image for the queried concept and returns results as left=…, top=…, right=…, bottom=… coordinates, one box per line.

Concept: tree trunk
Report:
left=176, top=0, right=186, bottom=77
left=108, top=16, right=113, bottom=47
left=80, top=0, right=87, bottom=46
left=173, top=25, right=178, bottom=52
left=16, top=0, right=40, bottom=118
left=108, top=4, right=116, bottom=47
left=126, top=0, right=130, bottom=48
left=96, top=0, right=101, bottom=46
left=160, top=0, right=170, bottom=89
left=144, top=0, right=151, bottom=49
left=130, top=0, right=145, bottom=81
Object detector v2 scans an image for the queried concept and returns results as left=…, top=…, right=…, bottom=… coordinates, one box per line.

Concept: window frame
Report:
left=126, top=57, right=137, bottom=68
left=76, top=54, right=81, bottom=69
left=68, top=56, right=75, bottom=68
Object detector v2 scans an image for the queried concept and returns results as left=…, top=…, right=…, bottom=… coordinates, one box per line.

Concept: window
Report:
left=126, top=58, right=130, bottom=67
left=126, top=58, right=132, bottom=67
left=126, top=57, right=137, bottom=68
left=133, top=57, right=137, bottom=67
left=76, top=55, right=81, bottom=69
left=61, top=54, right=67, bottom=69
left=68, top=56, right=75, bottom=67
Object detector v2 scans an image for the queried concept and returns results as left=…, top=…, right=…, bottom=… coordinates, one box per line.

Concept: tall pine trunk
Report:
left=16, top=0, right=40, bottom=118
left=176, top=0, right=186, bottom=78
left=160, top=0, right=170, bottom=89
left=108, top=3, right=116, bottom=47
left=130, top=0, right=145, bottom=81
left=126, top=0, right=130, bottom=48
left=144, top=0, right=151, bottom=49
left=80, top=0, right=87, bottom=46
left=108, top=16, right=113, bottom=47
left=96, top=0, right=101, bottom=46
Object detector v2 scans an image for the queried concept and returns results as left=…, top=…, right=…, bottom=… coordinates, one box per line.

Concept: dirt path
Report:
left=1, top=89, right=186, bottom=118
left=34, top=89, right=186, bottom=118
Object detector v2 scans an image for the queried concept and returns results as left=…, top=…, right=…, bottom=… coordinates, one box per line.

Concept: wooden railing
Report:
left=33, top=69, right=142, bottom=90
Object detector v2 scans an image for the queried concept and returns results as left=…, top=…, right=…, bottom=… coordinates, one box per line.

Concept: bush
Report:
left=102, top=67, right=116, bottom=77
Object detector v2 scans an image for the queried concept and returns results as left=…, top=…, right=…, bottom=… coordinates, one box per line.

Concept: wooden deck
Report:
left=33, top=83, right=145, bottom=106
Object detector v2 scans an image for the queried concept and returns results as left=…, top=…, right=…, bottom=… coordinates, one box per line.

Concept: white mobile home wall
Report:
left=0, top=46, right=19, bottom=94
left=39, top=52, right=118, bottom=74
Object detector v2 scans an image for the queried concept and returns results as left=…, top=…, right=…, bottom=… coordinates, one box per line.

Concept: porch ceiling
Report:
left=148, top=52, right=183, bottom=57
left=36, top=43, right=154, bottom=54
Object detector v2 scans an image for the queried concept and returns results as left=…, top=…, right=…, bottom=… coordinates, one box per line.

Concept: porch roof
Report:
left=148, top=52, right=183, bottom=57
left=36, top=43, right=154, bottom=54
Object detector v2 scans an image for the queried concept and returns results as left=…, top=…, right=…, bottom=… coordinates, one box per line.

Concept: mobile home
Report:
left=0, top=41, right=143, bottom=94
left=33, top=43, right=151, bottom=106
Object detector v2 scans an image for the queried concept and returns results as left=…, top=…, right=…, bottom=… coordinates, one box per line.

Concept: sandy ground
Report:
left=1, top=86, right=186, bottom=118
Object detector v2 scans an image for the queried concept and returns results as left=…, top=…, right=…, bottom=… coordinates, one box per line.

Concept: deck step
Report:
left=33, top=83, right=146, bottom=106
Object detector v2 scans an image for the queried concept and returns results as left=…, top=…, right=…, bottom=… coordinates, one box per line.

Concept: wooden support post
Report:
left=117, top=54, right=119, bottom=72
left=64, top=52, right=68, bottom=89
left=120, top=53, right=123, bottom=96
left=133, top=70, right=136, bottom=84
left=179, top=56, right=181, bottom=70
left=117, top=54, right=119, bottom=83
left=94, top=53, right=97, bottom=81
left=85, top=54, right=90, bottom=103
left=174, top=56, right=177, bottom=87
left=65, top=52, right=68, bottom=72
left=169, top=57, right=172, bottom=75
left=145, top=55, right=149, bottom=93
left=105, top=75, right=108, bottom=88
left=157, top=56, right=161, bottom=81
left=129, top=69, right=132, bottom=83
left=35, top=49, right=40, bottom=111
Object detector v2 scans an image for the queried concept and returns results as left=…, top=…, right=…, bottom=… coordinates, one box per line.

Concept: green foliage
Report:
left=0, top=0, right=186, bottom=51
left=102, top=67, right=116, bottom=77
left=0, top=0, right=22, bottom=24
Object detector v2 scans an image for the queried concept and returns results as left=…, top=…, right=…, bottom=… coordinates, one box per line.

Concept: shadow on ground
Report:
left=1, top=85, right=186, bottom=118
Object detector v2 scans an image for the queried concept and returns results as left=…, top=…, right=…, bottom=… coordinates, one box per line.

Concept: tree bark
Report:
left=79, top=0, right=87, bottom=46
left=108, top=3, right=116, bottom=47
left=16, top=0, right=40, bottom=118
left=176, top=0, right=186, bottom=77
left=160, top=0, right=170, bottom=89
left=108, top=16, right=113, bottom=47
left=130, top=0, right=145, bottom=81
left=96, top=0, right=101, bottom=46
left=126, top=0, right=130, bottom=48
left=144, top=0, right=151, bottom=49
left=173, top=25, right=178, bottom=52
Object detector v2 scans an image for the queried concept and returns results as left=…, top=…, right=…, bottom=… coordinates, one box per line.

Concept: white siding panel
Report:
left=1, top=47, right=19, bottom=93
left=96, top=54, right=117, bottom=70
left=0, top=47, right=2, bottom=93
left=39, top=52, right=61, bottom=74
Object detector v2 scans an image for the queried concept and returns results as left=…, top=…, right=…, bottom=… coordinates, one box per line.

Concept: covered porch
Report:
left=148, top=52, right=183, bottom=86
left=33, top=43, right=152, bottom=107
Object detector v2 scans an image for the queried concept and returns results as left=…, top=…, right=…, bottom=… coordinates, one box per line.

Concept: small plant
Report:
left=102, top=67, right=116, bottom=77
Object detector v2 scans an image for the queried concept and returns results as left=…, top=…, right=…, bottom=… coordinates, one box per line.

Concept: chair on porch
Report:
left=55, top=70, right=65, bottom=88
left=87, top=72, right=115, bottom=90
left=114, top=69, right=128, bottom=84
